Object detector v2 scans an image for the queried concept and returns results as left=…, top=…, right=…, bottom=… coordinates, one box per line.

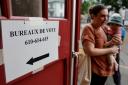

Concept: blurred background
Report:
left=80, top=0, right=128, bottom=85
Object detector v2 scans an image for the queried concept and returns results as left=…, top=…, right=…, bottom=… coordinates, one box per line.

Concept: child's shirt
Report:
left=103, top=26, right=122, bottom=46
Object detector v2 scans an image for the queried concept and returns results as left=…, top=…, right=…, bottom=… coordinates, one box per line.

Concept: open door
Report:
left=0, top=0, right=81, bottom=85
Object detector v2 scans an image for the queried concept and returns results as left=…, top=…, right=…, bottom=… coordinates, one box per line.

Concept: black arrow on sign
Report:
left=26, top=53, right=49, bottom=65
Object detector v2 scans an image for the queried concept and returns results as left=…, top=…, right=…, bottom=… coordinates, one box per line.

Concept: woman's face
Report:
left=93, top=9, right=108, bottom=26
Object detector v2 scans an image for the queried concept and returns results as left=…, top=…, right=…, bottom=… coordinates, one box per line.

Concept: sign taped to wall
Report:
left=1, top=20, right=59, bottom=83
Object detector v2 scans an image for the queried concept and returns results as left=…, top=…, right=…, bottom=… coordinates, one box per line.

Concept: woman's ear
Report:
left=90, top=14, right=94, bottom=19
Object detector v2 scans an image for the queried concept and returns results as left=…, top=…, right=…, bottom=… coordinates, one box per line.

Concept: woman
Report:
left=81, top=4, right=120, bottom=85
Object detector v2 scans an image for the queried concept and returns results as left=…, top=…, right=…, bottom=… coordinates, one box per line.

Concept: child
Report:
left=104, top=13, right=123, bottom=71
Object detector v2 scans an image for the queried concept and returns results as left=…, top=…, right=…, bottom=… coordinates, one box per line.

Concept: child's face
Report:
left=109, top=23, right=121, bottom=31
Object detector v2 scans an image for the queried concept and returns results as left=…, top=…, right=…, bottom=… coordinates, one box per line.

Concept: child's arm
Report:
left=112, top=27, right=122, bottom=45
left=104, top=34, right=122, bottom=47
left=112, top=34, right=122, bottom=45
left=104, top=41, right=113, bottom=47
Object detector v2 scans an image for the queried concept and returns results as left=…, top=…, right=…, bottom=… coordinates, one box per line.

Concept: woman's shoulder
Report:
left=83, top=23, right=91, bottom=28
left=83, top=23, right=93, bottom=31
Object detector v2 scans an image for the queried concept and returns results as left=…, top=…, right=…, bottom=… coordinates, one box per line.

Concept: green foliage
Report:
left=81, top=0, right=96, bottom=14
left=122, top=0, right=128, bottom=8
left=81, top=1, right=90, bottom=14
left=101, top=0, right=128, bottom=12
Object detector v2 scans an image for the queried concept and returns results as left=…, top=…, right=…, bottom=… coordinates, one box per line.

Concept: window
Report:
left=48, top=0, right=65, bottom=18
left=11, top=0, right=42, bottom=17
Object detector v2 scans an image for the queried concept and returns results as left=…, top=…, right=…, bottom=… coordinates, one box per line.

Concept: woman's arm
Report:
left=83, top=41, right=119, bottom=57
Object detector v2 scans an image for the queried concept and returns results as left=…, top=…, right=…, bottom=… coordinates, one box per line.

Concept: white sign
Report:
left=1, top=20, right=59, bottom=83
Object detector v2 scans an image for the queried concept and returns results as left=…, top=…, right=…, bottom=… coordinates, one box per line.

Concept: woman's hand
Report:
left=110, top=46, right=119, bottom=54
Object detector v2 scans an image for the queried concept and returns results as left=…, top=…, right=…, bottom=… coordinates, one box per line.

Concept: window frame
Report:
left=0, top=0, right=8, bottom=19
left=48, top=0, right=65, bottom=19
left=6, top=0, right=45, bottom=19
left=1, top=0, right=70, bottom=21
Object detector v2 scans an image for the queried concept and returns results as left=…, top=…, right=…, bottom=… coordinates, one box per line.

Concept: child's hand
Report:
left=111, top=35, right=122, bottom=45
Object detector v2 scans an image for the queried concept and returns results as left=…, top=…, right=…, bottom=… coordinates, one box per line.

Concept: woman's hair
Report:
left=89, top=4, right=107, bottom=16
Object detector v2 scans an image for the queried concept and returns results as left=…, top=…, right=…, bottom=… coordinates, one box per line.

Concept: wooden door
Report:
left=0, top=0, right=81, bottom=85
